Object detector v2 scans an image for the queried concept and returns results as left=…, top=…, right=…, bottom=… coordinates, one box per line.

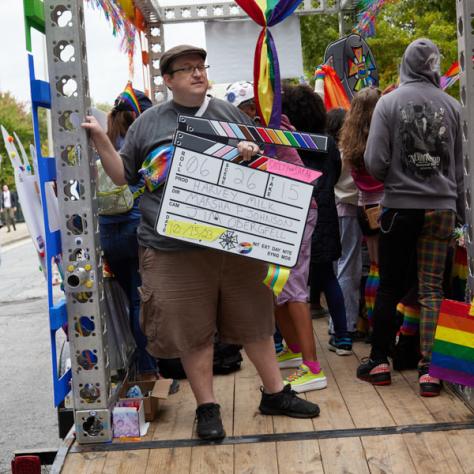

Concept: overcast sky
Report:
left=0, top=0, right=206, bottom=106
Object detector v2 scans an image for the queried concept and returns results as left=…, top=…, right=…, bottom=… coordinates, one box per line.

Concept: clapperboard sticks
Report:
left=177, top=115, right=329, bottom=154
left=174, top=130, right=269, bottom=170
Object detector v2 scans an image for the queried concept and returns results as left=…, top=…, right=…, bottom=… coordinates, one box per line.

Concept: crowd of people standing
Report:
left=82, top=37, right=464, bottom=440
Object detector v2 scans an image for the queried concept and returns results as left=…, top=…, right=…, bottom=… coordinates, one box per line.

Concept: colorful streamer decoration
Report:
left=314, top=64, right=351, bottom=111
left=234, top=0, right=304, bottom=127
left=86, top=0, right=142, bottom=77
left=353, top=0, right=396, bottom=38
left=263, top=263, right=291, bottom=296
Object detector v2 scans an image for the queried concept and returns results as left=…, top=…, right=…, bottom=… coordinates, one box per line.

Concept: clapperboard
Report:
left=156, top=116, right=327, bottom=268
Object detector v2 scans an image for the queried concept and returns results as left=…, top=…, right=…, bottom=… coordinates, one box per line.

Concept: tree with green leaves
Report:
left=0, top=92, right=48, bottom=189
left=300, top=0, right=458, bottom=97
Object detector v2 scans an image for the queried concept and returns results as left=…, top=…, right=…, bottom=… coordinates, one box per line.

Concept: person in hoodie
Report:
left=225, top=81, right=328, bottom=393
left=356, top=39, right=464, bottom=397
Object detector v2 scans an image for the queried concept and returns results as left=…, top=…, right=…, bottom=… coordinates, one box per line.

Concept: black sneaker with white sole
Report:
left=328, top=336, right=353, bottom=356
left=259, top=384, right=320, bottom=418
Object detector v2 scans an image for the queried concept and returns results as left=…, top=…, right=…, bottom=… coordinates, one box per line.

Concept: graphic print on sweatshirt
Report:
left=399, top=101, right=449, bottom=180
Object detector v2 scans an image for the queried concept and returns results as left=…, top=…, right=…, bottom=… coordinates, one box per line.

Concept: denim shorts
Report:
left=138, top=247, right=275, bottom=358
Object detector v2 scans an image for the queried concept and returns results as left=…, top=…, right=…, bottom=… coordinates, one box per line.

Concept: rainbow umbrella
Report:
left=235, top=0, right=304, bottom=127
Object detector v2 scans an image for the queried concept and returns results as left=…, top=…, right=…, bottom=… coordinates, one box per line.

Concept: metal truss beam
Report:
left=457, top=0, right=474, bottom=297
left=156, top=0, right=351, bottom=24
left=44, top=0, right=116, bottom=443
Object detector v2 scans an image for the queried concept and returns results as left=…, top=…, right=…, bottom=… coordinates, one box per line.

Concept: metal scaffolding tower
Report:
left=454, top=0, right=474, bottom=404
left=31, top=0, right=356, bottom=445
left=31, top=0, right=474, bottom=446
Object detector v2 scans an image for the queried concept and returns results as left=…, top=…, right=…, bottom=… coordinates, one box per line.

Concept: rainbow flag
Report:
left=235, top=0, right=303, bottom=127
left=117, top=82, right=142, bottom=115
left=430, top=299, right=474, bottom=386
left=314, top=64, right=351, bottom=111
left=440, top=61, right=460, bottom=90
left=263, top=264, right=290, bottom=296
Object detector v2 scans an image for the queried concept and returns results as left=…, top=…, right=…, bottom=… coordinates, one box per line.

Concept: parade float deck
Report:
left=60, top=319, right=474, bottom=473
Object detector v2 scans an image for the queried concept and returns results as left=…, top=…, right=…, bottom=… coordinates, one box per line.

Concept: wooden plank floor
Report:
left=63, top=318, right=474, bottom=473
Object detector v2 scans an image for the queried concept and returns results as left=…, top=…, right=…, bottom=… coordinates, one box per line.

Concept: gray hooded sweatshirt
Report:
left=364, top=38, right=464, bottom=221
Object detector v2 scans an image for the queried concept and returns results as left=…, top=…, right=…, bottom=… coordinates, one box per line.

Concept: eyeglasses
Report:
left=169, top=64, right=210, bottom=76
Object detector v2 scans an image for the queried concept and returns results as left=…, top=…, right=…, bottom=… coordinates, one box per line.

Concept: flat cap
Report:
left=160, top=45, right=207, bottom=75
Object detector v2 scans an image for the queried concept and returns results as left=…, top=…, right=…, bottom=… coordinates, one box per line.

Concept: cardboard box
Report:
left=113, top=399, right=147, bottom=438
left=119, top=378, right=172, bottom=422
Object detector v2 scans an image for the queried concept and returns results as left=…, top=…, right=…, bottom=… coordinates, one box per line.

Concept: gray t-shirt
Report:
left=120, top=97, right=254, bottom=250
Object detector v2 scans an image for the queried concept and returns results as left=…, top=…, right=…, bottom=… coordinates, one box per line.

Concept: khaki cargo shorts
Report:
left=138, top=247, right=274, bottom=358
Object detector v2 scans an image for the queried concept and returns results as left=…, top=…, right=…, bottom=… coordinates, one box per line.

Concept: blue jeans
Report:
left=100, top=221, right=157, bottom=374
left=336, top=215, right=362, bottom=332
left=311, top=260, right=348, bottom=338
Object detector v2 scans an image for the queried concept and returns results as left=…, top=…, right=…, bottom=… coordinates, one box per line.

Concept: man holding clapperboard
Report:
left=82, top=44, right=320, bottom=440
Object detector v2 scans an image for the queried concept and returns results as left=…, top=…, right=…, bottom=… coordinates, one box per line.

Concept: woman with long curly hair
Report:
left=339, top=87, right=382, bottom=332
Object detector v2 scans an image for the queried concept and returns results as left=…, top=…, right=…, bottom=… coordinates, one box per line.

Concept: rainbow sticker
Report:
left=238, top=242, right=253, bottom=255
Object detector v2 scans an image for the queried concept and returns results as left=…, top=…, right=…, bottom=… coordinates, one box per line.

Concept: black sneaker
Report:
left=328, top=336, right=353, bottom=356
left=259, top=384, right=320, bottom=418
left=195, top=403, right=226, bottom=440
left=356, top=357, right=391, bottom=385
left=419, top=365, right=441, bottom=397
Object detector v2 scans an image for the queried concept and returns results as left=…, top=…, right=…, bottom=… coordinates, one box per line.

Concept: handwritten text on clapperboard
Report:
left=157, top=147, right=313, bottom=267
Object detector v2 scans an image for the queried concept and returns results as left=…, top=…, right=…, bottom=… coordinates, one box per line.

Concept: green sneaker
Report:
left=277, top=347, right=303, bottom=369
left=284, top=364, right=328, bottom=393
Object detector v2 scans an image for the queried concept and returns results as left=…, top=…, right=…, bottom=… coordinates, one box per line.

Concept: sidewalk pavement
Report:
left=0, top=222, right=31, bottom=247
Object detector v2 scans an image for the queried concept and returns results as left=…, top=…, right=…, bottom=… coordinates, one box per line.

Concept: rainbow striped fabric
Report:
left=139, top=145, right=174, bottom=192
left=365, top=262, right=379, bottom=326
left=314, top=64, right=351, bottom=111
left=117, top=82, right=142, bottom=115
left=451, top=245, right=468, bottom=302
left=178, top=116, right=328, bottom=152
left=430, top=299, right=474, bottom=386
left=440, top=61, right=460, bottom=90
left=235, top=0, right=304, bottom=127
left=263, top=263, right=290, bottom=296
left=398, top=302, right=420, bottom=337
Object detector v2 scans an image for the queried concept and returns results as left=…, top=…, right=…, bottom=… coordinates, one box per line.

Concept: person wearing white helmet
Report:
left=225, top=81, right=260, bottom=123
